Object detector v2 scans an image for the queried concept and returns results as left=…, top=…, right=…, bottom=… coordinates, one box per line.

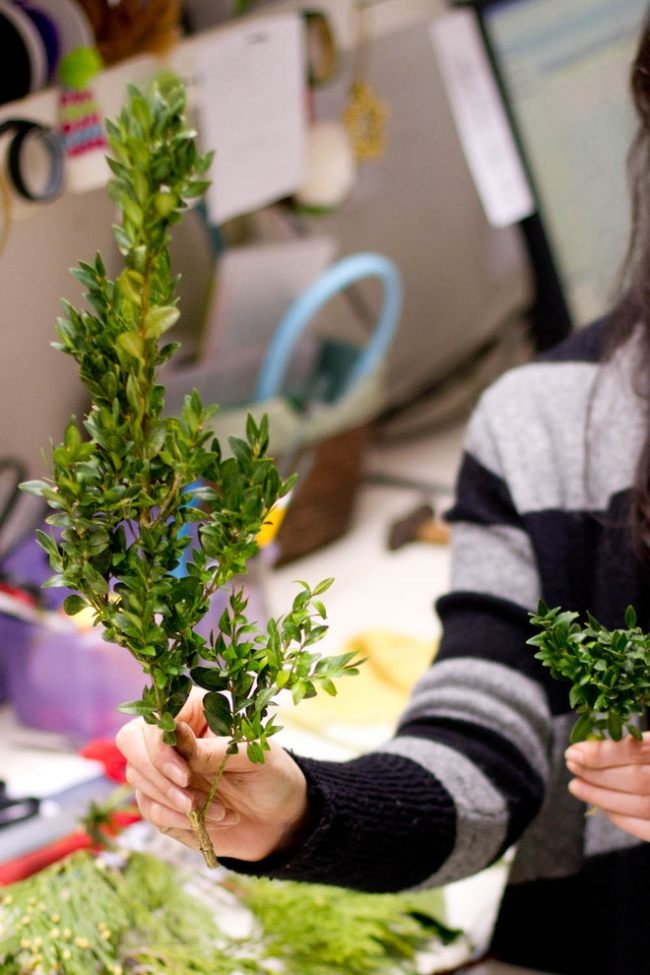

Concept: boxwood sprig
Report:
left=20, top=78, right=362, bottom=867
left=528, top=601, right=650, bottom=743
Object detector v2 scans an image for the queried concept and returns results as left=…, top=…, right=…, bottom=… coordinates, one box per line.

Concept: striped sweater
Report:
left=223, top=318, right=650, bottom=975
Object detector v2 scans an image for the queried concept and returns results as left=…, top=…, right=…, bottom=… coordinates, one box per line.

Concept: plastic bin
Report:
left=7, top=622, right=144, bottom=744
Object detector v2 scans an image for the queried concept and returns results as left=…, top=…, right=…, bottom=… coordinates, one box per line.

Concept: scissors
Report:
left=0, top=457, right=27, bottom=561
left=0, top=780, right=40, bottom=830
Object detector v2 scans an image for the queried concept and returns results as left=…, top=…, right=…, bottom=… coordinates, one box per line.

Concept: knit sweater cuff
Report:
left=220, top=750, right=456, bottom=892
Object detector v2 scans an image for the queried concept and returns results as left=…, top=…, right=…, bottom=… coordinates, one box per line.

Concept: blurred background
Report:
left=4, top=0, right=642, bottom=526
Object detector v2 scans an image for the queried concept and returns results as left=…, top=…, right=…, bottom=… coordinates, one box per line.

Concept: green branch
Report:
left=21, top=78, right=363, bottom=868
left=528, top=602, right=650, bottom=743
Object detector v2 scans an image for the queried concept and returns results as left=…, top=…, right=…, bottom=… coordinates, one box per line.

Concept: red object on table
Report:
left=0, top=739, right=137, bottom=884
left=0, top=831, right=92, bottom=885
left=0, top=810, right=140, bottom=885
left=79, top=738, right=128, bottom=783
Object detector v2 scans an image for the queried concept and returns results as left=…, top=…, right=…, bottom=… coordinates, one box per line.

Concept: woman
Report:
left=116, top=14, right=650, bottom=975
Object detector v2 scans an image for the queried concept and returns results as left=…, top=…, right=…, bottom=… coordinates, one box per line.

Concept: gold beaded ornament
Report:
left=342, top=0, right=389, bottom=162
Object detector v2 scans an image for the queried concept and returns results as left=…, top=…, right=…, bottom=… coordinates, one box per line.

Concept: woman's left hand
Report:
left=565, top=733, right=650, bottom=841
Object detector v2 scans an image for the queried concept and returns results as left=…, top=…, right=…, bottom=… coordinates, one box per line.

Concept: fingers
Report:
left=565, top=733, right=650, bottom=770
left=567, top=775, right=650, bottom=821
left=565, top=734, right=650, bottom=836
left=566, top=755, right=650, bottom=796
left=117, top=718, right=191, bottom=790
left=117, top=718, right=236, bottom=822
left=126, top=761, right=192, bottom=816
left=169, top=685, right=209, bottom=733
left=190, top=736, right=242, bottom=778
left=602, top=812, right=650, bottom=843
left=116, top=720, right=191, bottom=814
left=133, top=788, right=237, bottom=832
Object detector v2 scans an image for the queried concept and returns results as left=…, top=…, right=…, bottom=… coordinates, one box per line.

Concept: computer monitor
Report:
left=465, top=0, right=647, bottom=331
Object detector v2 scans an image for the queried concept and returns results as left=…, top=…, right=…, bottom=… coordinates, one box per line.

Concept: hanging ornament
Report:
left=342, top=0, right=389, bottom=162
left=294, top=10, right=356, bottom=213
left=57, top=44, right=109, bottom=193
left=294, top=119, right=356, bottom=212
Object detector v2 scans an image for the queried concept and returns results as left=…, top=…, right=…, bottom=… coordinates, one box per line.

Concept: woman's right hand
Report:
left=115, top=687, right=312, bottom=862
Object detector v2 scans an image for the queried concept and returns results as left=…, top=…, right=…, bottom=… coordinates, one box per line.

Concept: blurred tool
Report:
left=387, top=502, right=450, bottom=551
left=0, top=457, right=26, bottom=558
left=365, top=470, right=453, bottom=496
left=0, top=781, right=39, bottom=830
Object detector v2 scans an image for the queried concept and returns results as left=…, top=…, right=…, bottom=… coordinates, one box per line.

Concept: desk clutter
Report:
left=0, top=0, right=181, bottom=107
left=0, top=835, right=470, bottom=975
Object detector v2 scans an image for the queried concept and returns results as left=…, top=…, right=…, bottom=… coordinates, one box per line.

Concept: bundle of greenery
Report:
left=0, top=848, right=463, bottom=975
left=22, top=76, right=361, bottom=866
left=529, top=602, right=650, bottom=742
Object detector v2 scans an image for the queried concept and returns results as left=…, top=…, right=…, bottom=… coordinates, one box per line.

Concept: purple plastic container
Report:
left=0, top=617, right=31, bottom=703
left=6, top=572, right=270, bottom=745
left=7, top=623, right=145, bottom=744
left=2, top=522, right=271, bottom=742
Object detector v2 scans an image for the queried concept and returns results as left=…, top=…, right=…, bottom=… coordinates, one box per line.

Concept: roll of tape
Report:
left=303, top=10, right=338, bottom=87
left=0, top=163, right=12, bottom=254
left=0, top=10, right=33, bottom=104
left=0, top=118, right=64, bottom=202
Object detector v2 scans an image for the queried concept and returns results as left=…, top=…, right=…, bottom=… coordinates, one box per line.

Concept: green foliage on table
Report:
left=528, top=601, right=650, bottom=743
left=20, top=78, right=362, bottom=862
left=239, top=876, right=461, bottom=975
left=0, top=850, right=462, bottom=975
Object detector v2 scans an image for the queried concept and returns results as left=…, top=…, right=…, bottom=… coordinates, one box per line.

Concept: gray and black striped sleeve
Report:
left=221, top=379, right=552, bottom=893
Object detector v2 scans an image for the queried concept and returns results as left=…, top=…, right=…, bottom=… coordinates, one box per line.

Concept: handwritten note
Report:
left=197, top=14, right=306, bottom=224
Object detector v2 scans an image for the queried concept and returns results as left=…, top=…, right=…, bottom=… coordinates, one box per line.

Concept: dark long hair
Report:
left=610, top=10, right=650, bottom=551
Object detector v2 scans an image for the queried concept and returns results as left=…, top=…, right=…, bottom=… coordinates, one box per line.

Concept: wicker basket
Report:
left=274, top=422, right=373, bottom=565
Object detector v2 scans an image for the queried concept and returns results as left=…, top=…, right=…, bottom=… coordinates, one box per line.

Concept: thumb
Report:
left=174, top=721, right=198, bottom=763
left=187, top=735, right=237, bottom=778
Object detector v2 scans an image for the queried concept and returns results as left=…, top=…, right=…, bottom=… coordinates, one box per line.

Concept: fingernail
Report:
left=164, top=762, right=188, bottom=787
left=206, top=803, right=226, bottom=823
left=565, top=746, right=582, bottom=763
left=171, top=787, right=193, bottom=813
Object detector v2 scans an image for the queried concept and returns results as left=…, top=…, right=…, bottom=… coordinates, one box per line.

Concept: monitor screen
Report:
left=478, top=0, right=647, bottom=326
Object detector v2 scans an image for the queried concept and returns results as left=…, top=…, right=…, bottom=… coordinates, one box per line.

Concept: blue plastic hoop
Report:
left=253, top=251, right=402, bottom=402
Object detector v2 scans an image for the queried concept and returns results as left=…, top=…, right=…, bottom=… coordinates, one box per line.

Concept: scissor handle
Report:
left=253, top=251, right=402, bottom=402
left=0, top=457, right=27, bottom=536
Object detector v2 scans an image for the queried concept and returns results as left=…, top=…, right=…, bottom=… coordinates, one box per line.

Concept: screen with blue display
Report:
left=479, top=0, right=647, bottom=326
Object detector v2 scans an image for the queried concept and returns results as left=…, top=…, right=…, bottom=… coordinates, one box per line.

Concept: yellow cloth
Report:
left=282, top=629, right=436, bottom=729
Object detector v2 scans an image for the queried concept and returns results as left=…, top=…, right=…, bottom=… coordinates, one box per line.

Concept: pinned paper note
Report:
left=196, top=14, right=306, bottom=224
left=430, top=10, right=534, bottom=228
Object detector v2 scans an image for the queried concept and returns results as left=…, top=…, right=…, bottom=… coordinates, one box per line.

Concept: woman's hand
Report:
left=115, top=687, right=311, bottom=861
left=565, top=733, right=650, bottom=841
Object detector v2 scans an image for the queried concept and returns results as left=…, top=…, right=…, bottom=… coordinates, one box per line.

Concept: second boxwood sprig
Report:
left=528, top=601, right=650, bottom=743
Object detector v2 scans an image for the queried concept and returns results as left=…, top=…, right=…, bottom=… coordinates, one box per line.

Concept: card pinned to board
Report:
left=196, top=13, right=306, bottom=225
left=430, top=9, right=535, bottom=229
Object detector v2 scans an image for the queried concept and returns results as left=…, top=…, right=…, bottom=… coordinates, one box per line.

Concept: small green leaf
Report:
left=246, top=741, right=265, bottom=764
left=117, top=269, right=144, bottom=304
left=570, top=712, right=595, bottom=744
left=117, top=698, right=155, bottom=717
left=190, top=667, right=229, bottom=691
left=145, top=305, right=180, bottom=338
left=63, top=594, right=88, bottom=616
left=607, top=711, right=623, bottom=741
left=117, top=331, right=145, bottom=362
left=20, top=479, right=52, bottom=497
left=203, top=691, right=232, bottom=737
left=313, top=577, right=334, bottom=596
